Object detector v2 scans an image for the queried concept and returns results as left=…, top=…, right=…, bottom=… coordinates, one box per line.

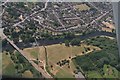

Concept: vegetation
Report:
left=70, top=39, right=81, bottom=46
left=2, top=53, right=16, bottom=76
left=64, top=40, right=70, bottom=47
left=2, top=43, right=42, bottom=78
left=73, top=37, right=119, bottom=78
left=39, top=43, right=100, bottom=78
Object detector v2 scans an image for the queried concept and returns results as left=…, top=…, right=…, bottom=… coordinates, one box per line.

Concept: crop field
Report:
left=24, top=43, right=101, bottom=78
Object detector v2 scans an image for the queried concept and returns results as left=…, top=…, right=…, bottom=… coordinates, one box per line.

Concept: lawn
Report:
left=2, top=53, right=16, bottom=76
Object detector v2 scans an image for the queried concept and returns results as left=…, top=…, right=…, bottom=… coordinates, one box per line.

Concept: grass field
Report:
left=74, top=4, right=90, bottom=11
left=2, top=51, right=34, bottom=78
left=46, top=44, right=100, bottom=63
left=23, top=47, right=45, bottom=62
left=24, top=43, right=100, bottom=78
left=46, top=44, right=100, bottom=78
left=24, top=47, right=40, bottom=59
left=103, top=64, right=118, bottom=78
left=87, top=71, right=103, bottom=78
left=2, top=53, right=16, bottom=76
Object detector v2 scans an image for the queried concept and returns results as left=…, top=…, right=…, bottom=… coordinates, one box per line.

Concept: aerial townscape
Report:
left=0, top=1, right=120, bottom=79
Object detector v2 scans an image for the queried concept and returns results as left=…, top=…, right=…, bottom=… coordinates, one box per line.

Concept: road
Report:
left=90, top=9, right=112, bottom=25
left=1, top=33, right=53, bottom=78
left=88, top=2, right=100, bottom=12
left=41, top=0, right=49, bottom=11
left=33, top=17, right=58, bottom=32
left=13, top=0, right=49, bottom=27
left=0, top=0, right=9, bottom=6
left=0, top=8, right=5, bottom=16
left=50, top=5, right=112, bottom=32
left=52, top=10, right=66, bottom=30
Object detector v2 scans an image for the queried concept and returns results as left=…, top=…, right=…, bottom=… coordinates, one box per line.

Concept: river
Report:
left=14, top=31, right=116, bottom=49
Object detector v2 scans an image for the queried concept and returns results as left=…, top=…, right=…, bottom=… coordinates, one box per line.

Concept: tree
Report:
left=63, top=32, right=75, bottom=39
left=15, top=65, right=19, bottom=70
left=17, top=55, right=26, bottom=63
left=70, top=39, right=81, bottom=46
left=116, top=64, right=120, bottom=71
left=2, top=39, right=7, bottom=47
left=64, top=40, right=70, bottom=47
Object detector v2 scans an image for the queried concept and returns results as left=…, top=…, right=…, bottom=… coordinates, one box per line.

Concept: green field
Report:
left=2, top=50, right=42, bottom=78
left=87, top=71, right=103, bottom=78
left=103, top=64, right=118, bottom=78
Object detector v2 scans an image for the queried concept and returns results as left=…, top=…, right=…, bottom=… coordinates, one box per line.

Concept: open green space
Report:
left=2, top=48, right=42, bottom=78
left=24, top=47, right=39, bottom=59
left=24, top=43, right=100, bottom=78
left=87, top=71, right=102, bottom=78
left=103, top=64, right=118, bottom=78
